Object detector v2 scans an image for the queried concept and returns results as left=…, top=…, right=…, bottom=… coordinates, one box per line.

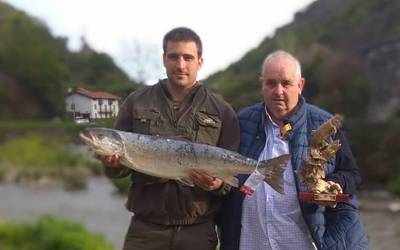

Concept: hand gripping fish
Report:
left=80, top=128, right=290, bottom=194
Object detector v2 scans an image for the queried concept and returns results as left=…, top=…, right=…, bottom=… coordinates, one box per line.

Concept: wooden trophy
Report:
left=297, top=114, right=349, bottom=204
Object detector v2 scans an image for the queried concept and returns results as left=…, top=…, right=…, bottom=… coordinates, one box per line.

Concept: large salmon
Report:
left=80, top=128, right=290, bottom=193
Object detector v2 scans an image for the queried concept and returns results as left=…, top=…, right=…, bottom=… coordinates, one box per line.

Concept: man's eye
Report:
left=168, top=54, right=179, bottom=60
left=282, top=80, right=292, bottom=87
left=183, top=55, right=194, bottom=61
left=265, top=80, right=277, bottom=87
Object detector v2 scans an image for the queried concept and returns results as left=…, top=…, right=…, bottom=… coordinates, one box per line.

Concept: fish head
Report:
left=79, top=128, right=124, bottom=156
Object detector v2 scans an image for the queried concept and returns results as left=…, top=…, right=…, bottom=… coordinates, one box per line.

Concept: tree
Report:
left=118, top=38, right=164, bottom=84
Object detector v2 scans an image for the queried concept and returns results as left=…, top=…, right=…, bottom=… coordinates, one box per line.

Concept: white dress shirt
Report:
left=239, top=109, right=316, bottom=250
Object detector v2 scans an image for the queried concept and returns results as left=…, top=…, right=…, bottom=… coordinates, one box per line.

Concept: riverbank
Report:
left=359, top=190, right=400, bottom=250
left=0, top=178, right=130, bottom=249
left=0, top=178, right=399, bottom=249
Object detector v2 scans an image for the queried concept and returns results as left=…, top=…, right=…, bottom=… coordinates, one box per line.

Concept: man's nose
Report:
left=176, top=57, right=185, bottom=68
left=274, top=83, right=284, bottom=94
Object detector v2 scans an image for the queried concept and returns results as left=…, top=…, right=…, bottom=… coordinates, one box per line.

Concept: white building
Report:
left=65, top=87, right=120, bottom=120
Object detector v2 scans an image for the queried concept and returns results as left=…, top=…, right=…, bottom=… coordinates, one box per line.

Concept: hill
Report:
left=205, top=0, right=400, bottom=186
left=205, top=0, right=400, bottom=121
left=0, top=2, right=140, bottom=119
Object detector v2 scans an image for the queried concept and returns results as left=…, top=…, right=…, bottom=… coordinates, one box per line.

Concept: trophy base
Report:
left=299, top=192, right=349, bottom=203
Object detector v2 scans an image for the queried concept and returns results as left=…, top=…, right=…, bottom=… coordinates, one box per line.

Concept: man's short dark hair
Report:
left=163, top=27, right=203, bottom=57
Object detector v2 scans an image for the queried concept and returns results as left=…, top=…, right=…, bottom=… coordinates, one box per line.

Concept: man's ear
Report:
left=162, top=53, right=166, bottom=67
left=299, top=77, right=305, bottom=94
left=198, top=57, right=204, bottom=69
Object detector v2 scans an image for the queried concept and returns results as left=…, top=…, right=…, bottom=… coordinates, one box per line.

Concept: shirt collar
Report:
left=264, top=105, right=280, bottom=129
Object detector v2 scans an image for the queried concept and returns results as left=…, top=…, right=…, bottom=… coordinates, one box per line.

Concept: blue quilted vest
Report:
left=220, top=97, right=369, bottom=250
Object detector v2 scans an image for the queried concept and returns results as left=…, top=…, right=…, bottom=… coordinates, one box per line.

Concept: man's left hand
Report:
left=314, top=181, right=343, bottom=208
left=189, top=170, right=223, bottom=191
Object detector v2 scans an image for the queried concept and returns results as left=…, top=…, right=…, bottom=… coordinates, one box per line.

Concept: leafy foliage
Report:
left=110, top=176, right=131, bottom=195
left=204, top=0, right=400, bottom=186
left=0, top=132, right=99, bottom=189
left=0, top=133, right=81, bottom=168
left=388, top=176, right=400, bottom=196
left=0, top=2, right=140, bottom=119
left=0, top=216, right=114, bottom=250
left=205, top=0, right=399, bottom=120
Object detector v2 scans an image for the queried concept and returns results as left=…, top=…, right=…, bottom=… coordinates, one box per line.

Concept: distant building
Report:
left=65, top=87, right=120, bottom=120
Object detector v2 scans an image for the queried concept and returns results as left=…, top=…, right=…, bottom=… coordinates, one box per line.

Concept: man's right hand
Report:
left=95, top=154, right=121, bottom=168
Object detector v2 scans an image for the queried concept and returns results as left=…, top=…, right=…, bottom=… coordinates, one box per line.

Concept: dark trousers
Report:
left=123, top=216, right=218, bottom=250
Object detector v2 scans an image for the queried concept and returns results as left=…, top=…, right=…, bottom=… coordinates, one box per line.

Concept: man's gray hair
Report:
left=261, top=50, right=302, bottom=79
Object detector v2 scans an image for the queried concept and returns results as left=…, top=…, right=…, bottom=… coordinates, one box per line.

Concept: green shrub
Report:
left=0, top=133, right=79, bottom=168
left=110, top=176, right=131, bottom=195
left=0, top=216, right=114, bottom=250
left=388, top=176, right=400, bottom=196
left=0, top=133, right=97, bottom=188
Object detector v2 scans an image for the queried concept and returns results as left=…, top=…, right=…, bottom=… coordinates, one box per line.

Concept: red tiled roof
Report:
left=72, top=87, right=120, bottom=100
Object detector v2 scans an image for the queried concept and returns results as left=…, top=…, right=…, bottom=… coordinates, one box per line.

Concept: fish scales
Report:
left=80, top=128, right=290, bottom=193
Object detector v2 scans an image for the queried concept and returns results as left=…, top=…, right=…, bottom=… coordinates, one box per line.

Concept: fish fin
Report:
left=259, top=154, right=291, bottom=194
left=222, top=176, right=239, bottom=187
left=177, top=178, right=195, bottom=187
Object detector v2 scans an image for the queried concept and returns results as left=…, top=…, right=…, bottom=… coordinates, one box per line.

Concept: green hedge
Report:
left=0, top=133, right=99, bottom=189
left=0, top=216, right=114, bottom=250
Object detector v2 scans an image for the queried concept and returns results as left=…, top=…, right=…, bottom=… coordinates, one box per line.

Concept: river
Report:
left=0, top=177, right=130, bottom=249
left=0, top=177, right=399, bottom=250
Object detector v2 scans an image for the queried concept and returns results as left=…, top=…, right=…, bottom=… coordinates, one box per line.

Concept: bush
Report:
left=110, top=176, right=131, bottom=195
left=0, top=133, right=97, bottom=188
left=0, top=216, right=114, bottom=250
left=388, top=176, right=400, bottom=196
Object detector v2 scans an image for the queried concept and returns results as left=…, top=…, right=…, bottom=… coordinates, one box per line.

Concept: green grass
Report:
left=388, top=176, right=400, bottom=196
left=0, top=216, right=115, bottom=250
left=0, top=133, right=99, bottom=189
left=0, top=118, right=116, bottom=189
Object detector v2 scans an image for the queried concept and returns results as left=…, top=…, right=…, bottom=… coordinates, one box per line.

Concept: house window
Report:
left=99, top=99, right=103, bottom=105
left=71, top=104, right=75, bottom=110
left=108, top=99, right=113, bottom=105
left=94, top=104, right=97, bottom=110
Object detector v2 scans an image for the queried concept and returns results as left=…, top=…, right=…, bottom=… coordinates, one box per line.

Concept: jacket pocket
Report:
left=194, top=111, right=221, bottom=146
left=132, top=108, right=161, bottom=135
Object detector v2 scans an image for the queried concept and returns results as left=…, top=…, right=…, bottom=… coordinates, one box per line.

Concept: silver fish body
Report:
left=80, top=128, right=290, bottom=193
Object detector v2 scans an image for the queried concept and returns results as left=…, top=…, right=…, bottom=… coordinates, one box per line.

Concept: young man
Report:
left=220, top=51, right=369, bottom=250
left=97, top=27, right=240, bottom=250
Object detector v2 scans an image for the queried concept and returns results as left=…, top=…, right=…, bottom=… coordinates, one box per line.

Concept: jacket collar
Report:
left=260, top=95, right=307, bottom=140
left=283, top=95, right=307, bottom=140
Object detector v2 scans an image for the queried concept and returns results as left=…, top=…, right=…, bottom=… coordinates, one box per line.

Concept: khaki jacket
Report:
left=105, top=80, right=240, bottom=225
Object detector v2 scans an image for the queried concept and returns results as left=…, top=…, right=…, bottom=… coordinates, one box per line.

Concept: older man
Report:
left=220, top=50, right=369, bottom=250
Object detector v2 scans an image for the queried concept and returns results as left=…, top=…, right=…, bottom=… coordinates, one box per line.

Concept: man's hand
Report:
left=95, top=154, right=121, bottom=168
left=189, top=170, right=223, bottom=191
left=314, top=181, right=342, bottom=208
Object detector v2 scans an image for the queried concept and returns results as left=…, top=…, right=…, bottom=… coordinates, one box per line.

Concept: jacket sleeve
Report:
left=325, top=130, right=362, bottom=194
left=217, top=105, right=240, bottom=152
left=103, top=97, right=134, bottom=178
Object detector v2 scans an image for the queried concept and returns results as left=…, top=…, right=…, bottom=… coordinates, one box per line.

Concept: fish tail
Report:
left=259, top=154, right=291, bottom=194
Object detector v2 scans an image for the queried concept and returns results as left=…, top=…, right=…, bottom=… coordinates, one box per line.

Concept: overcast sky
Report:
left=3, top=0, right=315, bottom=83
